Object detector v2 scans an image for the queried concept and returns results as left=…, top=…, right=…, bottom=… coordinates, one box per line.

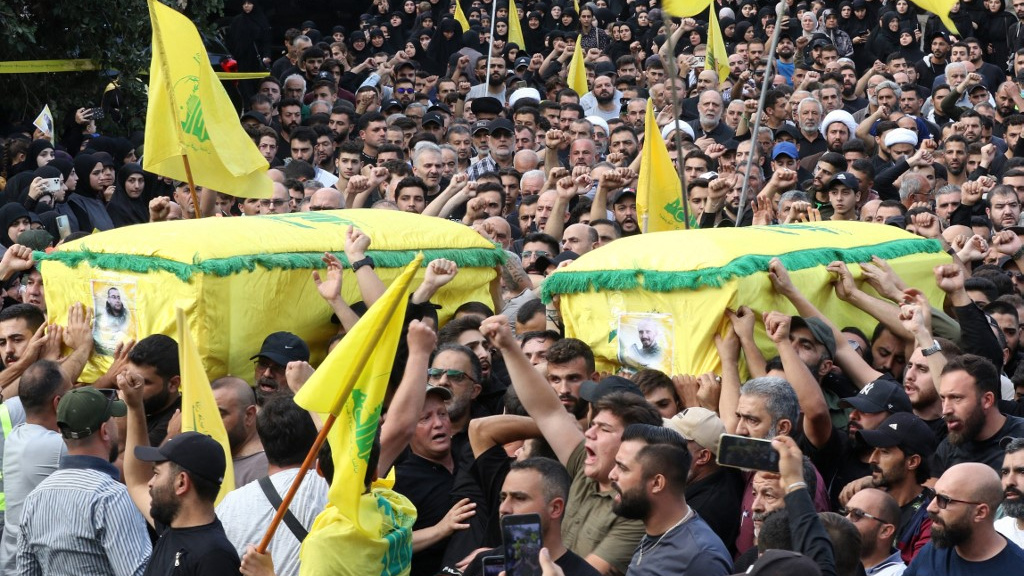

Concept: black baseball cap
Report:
left=57, top=387, right=126, bottom=439
left=382, top=99, right=404, bottom=111
left=250, top=331, right=310, bottom=367
left=609, top=188, right=637, bottom=205
left=422, top=112, right=444, bottom=126
left=487, top=118, right=515, bottom=134
left=827, top=172, right=861, bottom=191
left=857, top=412, right=936, bottom=456
left=472, top=120, right=490, bottom=134
left=134, top=431, right=226, bottom=485
left=841, top=377, right=912, bottom=414
left=579, top=376, right=643, bottom=402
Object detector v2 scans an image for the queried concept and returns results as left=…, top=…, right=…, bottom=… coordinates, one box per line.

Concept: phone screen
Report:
left=481, top=555, right=505, bottom=576
left=716, top=434, right=780, bottom=472
left=501, top=513, right=543, bottom=576
left=56, top=215, right=71, bottom=240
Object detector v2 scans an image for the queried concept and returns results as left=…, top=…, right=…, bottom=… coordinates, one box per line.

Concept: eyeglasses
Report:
left=934, top=493, right=983, bottom=509
left=255, top=359, right=286, bottom=375
left=259, top=199, right=288, bottom=207
left=396, top=87, right=415, bottom=94
left=427, top=368, right=476, bottom=384
left=842, top=507, right=886, bottom=524
left=521, top=250, right=550, bottom=258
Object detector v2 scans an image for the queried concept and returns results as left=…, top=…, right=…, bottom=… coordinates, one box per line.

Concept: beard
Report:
left=143, top=386, right=171, bottom=416
left=150, top=480, right=182, bottom=526
left=778, top=46, right=794, bottom=59
left=596, top=91, right=614, bottom=105
left=488, top=72, right=504, bottom=87
left=870, top=462, right=905, bottom=488
left=947, top=402, right=985, bottom=446
left=106, top=302, right=126, bottom=317
left=447, top=393, right=472, bottom=422
left=255, top=377, right=291, bottom=406
left=929, top=513, right=972, bottom=548
left=612, top=482, right=651, bottom=520
left=1005, top=488, right=1024, bottom=518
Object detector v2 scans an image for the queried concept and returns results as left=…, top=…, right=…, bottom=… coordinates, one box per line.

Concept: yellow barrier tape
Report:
left=0, top=59, right=100, bottom=73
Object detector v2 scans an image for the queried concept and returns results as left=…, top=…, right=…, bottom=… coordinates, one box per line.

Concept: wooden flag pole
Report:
left=181, top=155, right=203, bottom=219
left=257, top=412, right=338, bottom=552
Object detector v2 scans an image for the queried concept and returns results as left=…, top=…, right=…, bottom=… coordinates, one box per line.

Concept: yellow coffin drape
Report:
left=39, top=210, right=503, bottom=383
left=542, top=222, right=950, bottom=375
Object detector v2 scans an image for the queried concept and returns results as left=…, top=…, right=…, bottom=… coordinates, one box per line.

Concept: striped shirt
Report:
left=16, top=455, right=151, bottom=576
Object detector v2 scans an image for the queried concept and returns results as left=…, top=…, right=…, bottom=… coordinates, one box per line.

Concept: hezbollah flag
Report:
left=144, top=0, right=272, bottom=198
left=508, top=0, right=526, bottom=50
left=706, top=1, right=731, bottom=84
left=453, top=0, right=469, bottom=33
left=661, top=0, right=707, bottom=17
left=294, top=255, right=422, bottom=575
left=175, top=307, right=235, bottom=504
left=567, top=35, right=588, bottom=97
left=637, top=99, right=688, bottom=232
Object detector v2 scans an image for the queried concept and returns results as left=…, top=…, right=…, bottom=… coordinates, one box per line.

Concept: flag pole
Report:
left=485, top=0, right=498, bottom=95
left=257, top=412, right=338, bottom=552
left=181, top=154, right=202, bottom=219
left=736, top=1, right=787, bottom=225
left=661, top=20, right=692, bottom=230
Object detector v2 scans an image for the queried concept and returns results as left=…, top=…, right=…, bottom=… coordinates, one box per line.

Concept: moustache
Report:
left=1006, top=487, right=1024, bottom=499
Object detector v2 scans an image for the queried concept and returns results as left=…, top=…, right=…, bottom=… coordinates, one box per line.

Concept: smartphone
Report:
left=89, top=107, right=105, bottom=120
left=501, top=513, right=543, bottom=576
left=716, top=434, right=780, bottom=472
left=56, top=215, right=71, bottom=240
left=694, top=56, right=706, bottom=67
left=481, top=555, right=505, bottom=576
left=41, top=177, right=61, bottom=193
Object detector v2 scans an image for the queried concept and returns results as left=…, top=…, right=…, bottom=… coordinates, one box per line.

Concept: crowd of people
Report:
left=5, top=0, right=1024, bottom=574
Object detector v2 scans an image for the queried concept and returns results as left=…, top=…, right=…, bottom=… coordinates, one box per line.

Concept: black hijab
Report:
left=0, top=204, right=30, bottom=248
left=107, top=163, right=151, bottom=227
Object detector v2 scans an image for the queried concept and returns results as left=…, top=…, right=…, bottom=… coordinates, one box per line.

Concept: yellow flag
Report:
left=508, top=0, right=526, bottom=50
left=909, top=0, right=959, bottom=35
left=454, top=0, right=469, bottom=33
left=567, top=36, right=588, bottom=97
left=662, top=0, right=709, bottom=18
left=637, top=99, right=687, bottom=233
left=706, top=3, right=731, bottom=84
left=294, top=253, right=422, bottom=525
left=144, top=0, right=272, bottom=199
left=176, top=307, right=235, bottom=504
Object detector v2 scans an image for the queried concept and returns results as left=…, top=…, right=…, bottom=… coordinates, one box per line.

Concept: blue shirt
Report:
left=904, top=538, right=1024, bottom=576
left=625, top=512, right=733, bottom=576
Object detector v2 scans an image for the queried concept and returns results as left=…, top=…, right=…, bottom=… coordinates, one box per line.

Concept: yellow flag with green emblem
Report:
left=637, top=99, right=688, bottom=233
left=176, top=307, right=235, bottom=504
left=144, top=0, right=272, bottom=198
left=294, top=254, right=421, bottom=575
left=567, top=35, right=588, bottom=97
left=295, top=253, right=420, bottom=525
left=910, top=0, right=959, bottom=35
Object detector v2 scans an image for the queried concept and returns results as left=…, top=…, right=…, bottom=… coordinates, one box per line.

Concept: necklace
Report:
left=636, top=507, right=695, bottom=565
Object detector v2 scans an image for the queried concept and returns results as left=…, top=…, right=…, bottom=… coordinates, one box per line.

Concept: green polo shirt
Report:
left=561, top=441, right=646, bottom=576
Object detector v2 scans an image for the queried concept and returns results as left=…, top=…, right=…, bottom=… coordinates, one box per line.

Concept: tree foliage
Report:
left=0, top=0, right=225, bottom=135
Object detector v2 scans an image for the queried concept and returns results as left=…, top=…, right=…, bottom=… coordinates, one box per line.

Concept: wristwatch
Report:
left=921, top=339, right=942, bottom=357
left=351, top=256, right=375, bottom=272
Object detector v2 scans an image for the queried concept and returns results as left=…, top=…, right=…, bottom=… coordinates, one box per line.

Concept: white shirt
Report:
left=995, top=516, right=1024, bottom=548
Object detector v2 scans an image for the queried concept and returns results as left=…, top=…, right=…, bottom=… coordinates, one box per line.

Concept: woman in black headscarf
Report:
left=0, top=203, right=32, bottom=255
left=522, top=10, right=548, bottom=55
left=62, top=153, right=114, bottom=232
left=16, top=165, right=66, bottom=213
left=107, top=163, right=153, bottom=227
left=895, top=25, right=925, bottom=61
left=23, top=140, right=55, bottom=173
left=866, top=11, right=901, bottom=65
left=556, top=8, right=578, bottom=33
left=426, top=18, right=466, bottom=75
left=607, top=21, right=635, bottom=63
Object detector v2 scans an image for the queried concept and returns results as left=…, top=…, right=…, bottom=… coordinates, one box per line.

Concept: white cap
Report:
left=508, top=87, right=541, bottom=108
left=585, top=115, right=610, bottom=136
left=820, top=110, right=857, bottom=137
left=884, top=127, right=918, bottom=148
left=662, top=120, right=695, bottom=141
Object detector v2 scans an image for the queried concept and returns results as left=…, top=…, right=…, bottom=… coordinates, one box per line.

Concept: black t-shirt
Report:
left=799, top=426, right=871, bottom=510
left=143, top=519, right=240, bottom=576
left=686, top=467, right=744, bottom=556
left=394, top=452, right=457, bottom=576
left=147, top=396, right=182, bottom=447
left=932, top=414, right=1024, bottom=476
left=461, top=546, right=601, bottom=576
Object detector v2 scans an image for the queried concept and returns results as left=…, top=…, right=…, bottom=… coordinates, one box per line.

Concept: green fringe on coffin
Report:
left=34, top=247, right=507, bottom=282
left=541, top=237, right=943, bottom=302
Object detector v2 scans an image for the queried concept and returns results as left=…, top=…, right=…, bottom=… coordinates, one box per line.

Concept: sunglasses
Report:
left=396, top=87, right=415, bottom=94
left=841, top=507, right=886, bottom=524
left=427, top=368, right=476, bottom=384
left=934, top=493, right=983, bottom=509
left=521, top=250, right=550, bottom=258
